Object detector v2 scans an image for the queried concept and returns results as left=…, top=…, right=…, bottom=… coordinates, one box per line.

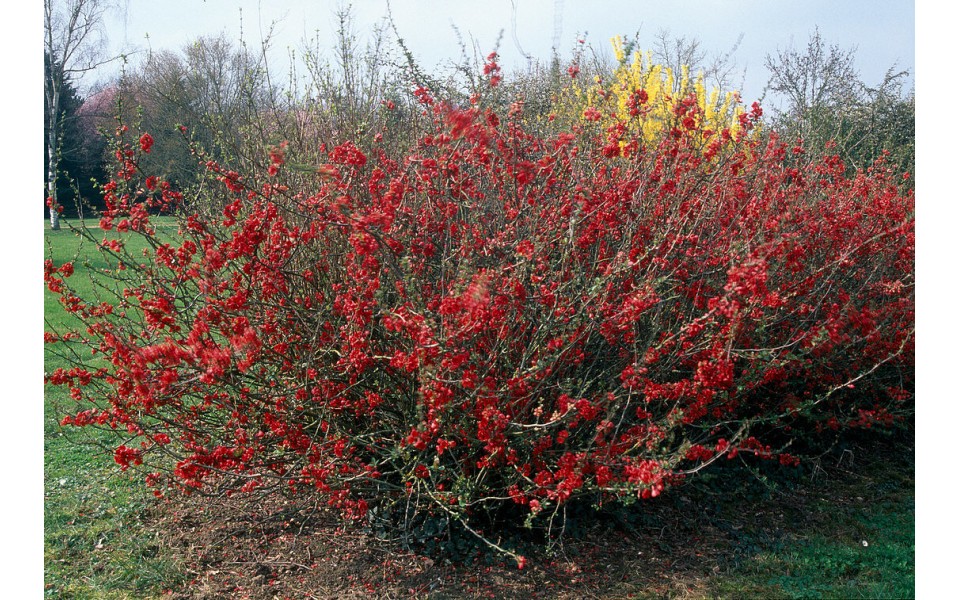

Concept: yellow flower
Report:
left=541, top=35, right=755, bottom=154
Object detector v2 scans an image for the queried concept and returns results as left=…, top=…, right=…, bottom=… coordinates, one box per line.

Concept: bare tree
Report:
left=764, top=27, right=862, bottom=142
left=650, top=29, right=745, bottom=96
left=125, top=34, right=279, bottom=194
left=765, top=27, right=913, bottom=175
left=44, top=0, right=116, bottom=229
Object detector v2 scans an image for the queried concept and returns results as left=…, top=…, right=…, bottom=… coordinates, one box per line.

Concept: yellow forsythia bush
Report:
left=544, top=35, right=750, bottom=156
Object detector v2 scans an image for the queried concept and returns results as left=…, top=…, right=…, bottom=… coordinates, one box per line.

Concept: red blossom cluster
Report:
left=483, top=52, right=503, bottom=87
left=45, top=81, right=913, bottom=562
left=139, top=132, right=154, bottom=153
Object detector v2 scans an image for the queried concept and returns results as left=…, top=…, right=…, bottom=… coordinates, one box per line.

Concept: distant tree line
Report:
left=45, top=18, right=916, bottom=224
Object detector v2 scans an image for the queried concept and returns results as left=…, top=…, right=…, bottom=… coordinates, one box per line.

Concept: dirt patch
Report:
left=150, top=434, right=913, bottom=599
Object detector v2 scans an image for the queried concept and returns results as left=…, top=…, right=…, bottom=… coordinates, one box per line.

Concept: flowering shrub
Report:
left=544, top=36, right=748, bottom=150
left=45, top=72, right=913, bottom=566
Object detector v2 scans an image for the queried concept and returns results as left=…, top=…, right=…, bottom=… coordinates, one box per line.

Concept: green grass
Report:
left=703, top=446, right=915, bottom=599
left=44, top=219, right=186, bottom=599
left=710, top=511, right=914, bottom=599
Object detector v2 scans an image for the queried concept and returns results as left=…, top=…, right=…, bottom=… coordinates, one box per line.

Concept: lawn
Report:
left=43, top=219, right=915, bottom=599
left=44, top=218, right=186, bottom=598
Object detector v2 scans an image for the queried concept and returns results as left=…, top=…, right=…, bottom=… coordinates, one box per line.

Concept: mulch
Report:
left=149, top=434, right=913, bottom=599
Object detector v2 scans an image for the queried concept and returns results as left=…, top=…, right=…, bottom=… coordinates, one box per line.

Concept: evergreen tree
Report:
left=45, top=53, right=106, bottom=219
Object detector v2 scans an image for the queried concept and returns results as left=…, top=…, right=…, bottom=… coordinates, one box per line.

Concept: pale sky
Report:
left=97, top=0, right=916, bottom=107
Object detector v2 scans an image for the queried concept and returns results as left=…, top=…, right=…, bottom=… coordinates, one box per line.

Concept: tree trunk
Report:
left=48, top=178, right=60, bottom=230
left=47, top=85, right=61, bottom=230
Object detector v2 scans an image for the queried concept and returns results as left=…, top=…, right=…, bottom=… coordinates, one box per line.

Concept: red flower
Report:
left=268, top=141, right=287, bottom=166
left=583, top=107, right=602, bottom=122
left=483, top=52, right=502, bottom=87
left=413, top=86, right=434, bottom=106
left=515, top=239, right=535, bottom=259
left=114, top=445, right=143, bottom=471
left=139, top=133, right=154, bottom=153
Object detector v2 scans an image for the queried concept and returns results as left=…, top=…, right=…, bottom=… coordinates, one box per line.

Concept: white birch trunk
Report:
left=47, top=85, right=61, bottom=230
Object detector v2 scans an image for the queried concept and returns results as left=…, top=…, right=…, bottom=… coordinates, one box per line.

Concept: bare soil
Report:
left=152, top=433, right=913, bottom=599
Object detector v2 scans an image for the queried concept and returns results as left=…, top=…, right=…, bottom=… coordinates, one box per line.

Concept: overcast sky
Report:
left=96, top=0, right=916, bottom=107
